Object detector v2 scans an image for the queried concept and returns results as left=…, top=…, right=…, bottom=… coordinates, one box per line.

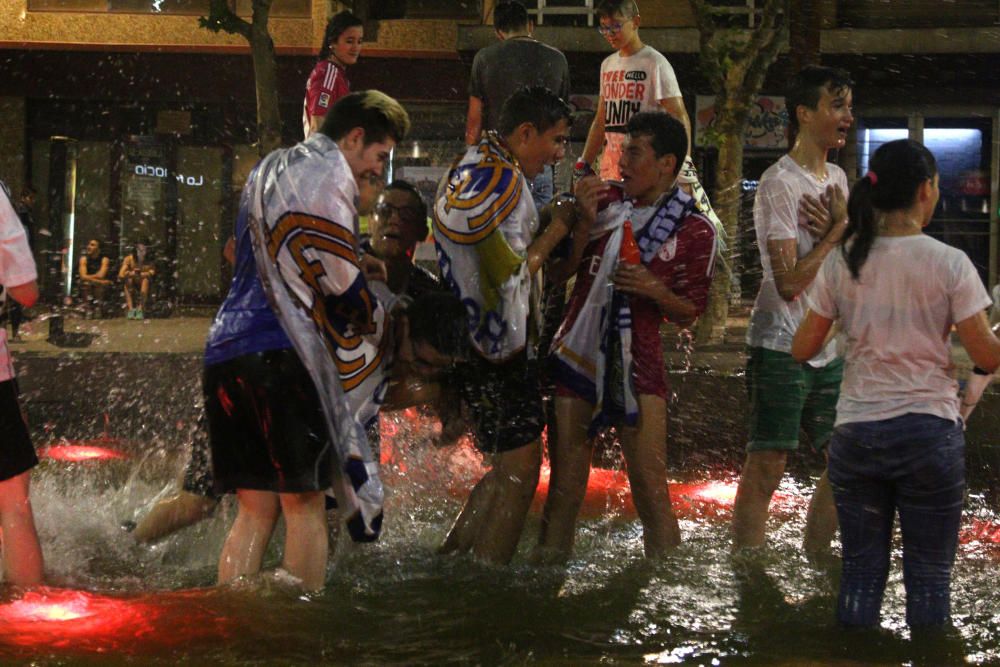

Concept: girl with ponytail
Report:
left=792, top=138, right=1000, bottom=628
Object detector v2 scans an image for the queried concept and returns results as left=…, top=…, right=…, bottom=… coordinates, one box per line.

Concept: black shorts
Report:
left=204, top=349, right=333, bottom=495
left=453, top=351, right=545, bottom=454
left=0, top=378, right=37, bottom=482
left=181, top=412, right=218, bottom=499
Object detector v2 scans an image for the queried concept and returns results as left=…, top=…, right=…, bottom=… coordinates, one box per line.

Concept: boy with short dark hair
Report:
left=732, top=65, right=855, bottom=552
left=434, top=85, right=579, bottom=564
left=536, top=112, right=718, bottom=563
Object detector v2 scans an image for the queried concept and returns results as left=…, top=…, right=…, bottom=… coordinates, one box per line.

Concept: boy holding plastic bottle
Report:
left=534, top=112, right=718, bottom=563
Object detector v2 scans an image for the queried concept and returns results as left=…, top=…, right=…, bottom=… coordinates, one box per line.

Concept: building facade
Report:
left=1, top=0, right=997, bottom=304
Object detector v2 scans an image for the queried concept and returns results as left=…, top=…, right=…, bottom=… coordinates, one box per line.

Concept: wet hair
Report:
left=786, top=65, right=853, bottom=138
left=320, top=90, right=411, bottom=145
left=497, top=85, right=572, bottom=138
left=494, top=1, right=529, bottom=33
left=384, top=180, right=429, bottom=241
left=319, top=11, right=363, bottom=61
left=406, top=292, right=470, bottom=361
left=596, top=0, right=639, bottom=20
left=842, top=138, right=937, bottom=279
left=625, top=112, right=687, bottom=177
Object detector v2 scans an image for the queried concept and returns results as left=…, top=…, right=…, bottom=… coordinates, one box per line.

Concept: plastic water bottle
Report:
left=620, top=220, right=640, bottom=265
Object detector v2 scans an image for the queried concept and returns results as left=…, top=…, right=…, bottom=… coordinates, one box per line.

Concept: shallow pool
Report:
left=3, top=411, right=1000, bottom=665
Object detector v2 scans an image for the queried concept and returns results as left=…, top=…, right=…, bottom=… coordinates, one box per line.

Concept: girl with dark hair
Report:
left=302, top=11, right=364, bottom=138
left=792, top=138, right=1000, bottom=628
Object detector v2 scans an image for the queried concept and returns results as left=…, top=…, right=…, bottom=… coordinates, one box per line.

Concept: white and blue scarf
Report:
left=553, top=187, right=697, bottom=434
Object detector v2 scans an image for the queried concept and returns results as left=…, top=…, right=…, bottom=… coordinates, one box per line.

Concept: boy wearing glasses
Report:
left=582, top=0, right=687, bottom=181
left=581, top=1, right=718, bottom=225
left=365, top=180, right=440, bottom=299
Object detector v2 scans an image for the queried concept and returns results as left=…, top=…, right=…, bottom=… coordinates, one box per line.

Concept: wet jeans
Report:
left=828, top=413, right=965, bottom=628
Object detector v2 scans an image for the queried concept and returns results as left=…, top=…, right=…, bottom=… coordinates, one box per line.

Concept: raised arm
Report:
left=545, top=176, right=602, bottom=285
left=658, top=96, right=692, bottom=157
left=465, top=96, right=484, bottom=146
left=581, top=97, right=606, bottom=167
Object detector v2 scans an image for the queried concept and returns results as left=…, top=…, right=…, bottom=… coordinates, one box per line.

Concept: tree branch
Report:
left=688, top=0, right=725, bottom=91
left=199, top=0, right=252, bottom=39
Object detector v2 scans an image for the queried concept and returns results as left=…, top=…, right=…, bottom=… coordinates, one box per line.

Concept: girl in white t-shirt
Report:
left=792, top=139, right=1000, bottom=628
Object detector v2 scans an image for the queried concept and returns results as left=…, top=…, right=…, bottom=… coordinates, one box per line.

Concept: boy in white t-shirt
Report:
left=580, top=0, right=719, bottom=226
left=732, top=65, right=855, bottom=553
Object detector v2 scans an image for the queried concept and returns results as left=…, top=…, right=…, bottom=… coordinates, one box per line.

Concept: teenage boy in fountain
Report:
left=433, top=86, right=578, bottom=564
left=202, top=91, right=411, bottom=591
left=535, top=112, right=718, bottom=564
left=732, top=65, right=855, bottom=553
left=364, top=180, right=440, bottom=299
left=131, top=177, right=445, bottom=545
left=580, top=0, right=719, bottom=227
left=0, top=181, right=44, bottom=586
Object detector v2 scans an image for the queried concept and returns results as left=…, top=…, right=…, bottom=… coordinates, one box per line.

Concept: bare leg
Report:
left=471, top=439, right=542, bottom=565
left=218, top=489, right=279, bottom=585
left=803, top=467, right=838, bottom=554
left=123, top=280, right=135, bottom=311
left=620, top=394, right=681, bottom=557
left=534, top=396, right=594, bottom=564
left=0, top=471, right=44, bottom=586
left=438, top=468, right=497, bottom=555
left=732, top=450, right=788, bottom=548
left=133, top=490, right=219, bottom=543
left=139, top=277, right=150, bottom=311
left=278, top=491, right=327, bottom=591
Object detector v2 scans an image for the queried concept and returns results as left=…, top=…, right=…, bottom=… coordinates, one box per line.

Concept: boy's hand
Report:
left=614, top=263, right=666, bottom=302
left=573, top=175, right=606, bottom=231
left=359, top=253, right=388, bottom=283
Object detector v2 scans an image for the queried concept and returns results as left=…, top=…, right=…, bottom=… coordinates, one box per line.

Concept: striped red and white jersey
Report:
left=302, top=60, right=351, bottom=139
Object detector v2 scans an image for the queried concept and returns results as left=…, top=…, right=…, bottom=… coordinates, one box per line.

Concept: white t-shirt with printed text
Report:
left=0, top=189, right=37, bottom=383
left=805, top=234, right=992, bottom=425
left=746, top=155, right=847, bottom=367
left=599, top=45, right=681, bottom=180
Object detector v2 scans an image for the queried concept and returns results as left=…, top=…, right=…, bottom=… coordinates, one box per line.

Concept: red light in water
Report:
left=40, top=443, right=127, bottom=462
left=689, top=481, right=738, bottom=504
left=0, top=589, right=232, bottom=655
left=961, top=518, right=1000, bottom=545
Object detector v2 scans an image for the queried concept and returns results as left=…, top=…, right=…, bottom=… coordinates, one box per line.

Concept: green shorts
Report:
left=745, top=347, right=843, bottom=453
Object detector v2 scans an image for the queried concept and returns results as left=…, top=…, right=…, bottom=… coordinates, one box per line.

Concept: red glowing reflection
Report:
left=961, top=518, right=1000, bottom=545
left=377, top=409, right=805, bottom=521
left=40, top=442, right=127, bottom=462
left=0, top=589, right=232, bottom=653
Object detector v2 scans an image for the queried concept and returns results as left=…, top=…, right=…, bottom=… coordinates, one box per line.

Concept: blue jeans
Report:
left=828, top=413, right=965, bottom=628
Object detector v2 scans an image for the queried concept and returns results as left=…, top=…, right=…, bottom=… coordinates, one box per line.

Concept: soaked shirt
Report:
left=203, top=173, right=293, bottom=368
left=0, top=185, right=36, bottom=383
left=746, top=155, right=847, bottom=366
left=806, top=234, right=992, bottom=425
left=554, top=197, right=717, bottom=398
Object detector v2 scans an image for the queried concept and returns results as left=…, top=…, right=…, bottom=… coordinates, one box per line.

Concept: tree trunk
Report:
left=694, top=104, right=747, bottom=345
left=250, top=26, right=282, bottom=156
